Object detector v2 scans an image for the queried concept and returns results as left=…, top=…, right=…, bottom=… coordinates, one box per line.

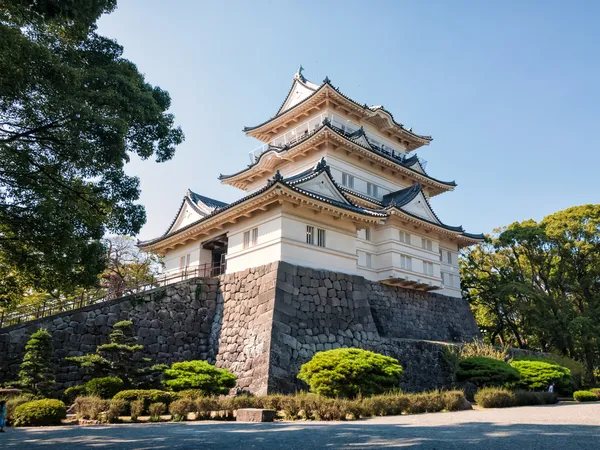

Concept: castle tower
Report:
left=139, top=69, right=483, bottom=297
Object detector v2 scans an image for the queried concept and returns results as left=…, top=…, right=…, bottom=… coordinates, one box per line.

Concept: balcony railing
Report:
left=0, top=262, right=226, bottom=329
left=247, top=113, right=427, bottom=170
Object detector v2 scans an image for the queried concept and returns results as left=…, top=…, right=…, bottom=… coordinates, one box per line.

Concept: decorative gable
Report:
left=168, top=200, right=205, bottom=234
left=293, top=171, right=350, bottom=204
left=277, top=75, right=319, bottom=115
left=400, top=191, right=440, bottom=224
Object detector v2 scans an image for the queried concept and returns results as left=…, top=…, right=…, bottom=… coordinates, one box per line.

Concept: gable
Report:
left=400, top=191, right=440, bottom=224
left=351, top=134, right=372, bottom=149
left=278, top=78, right=318, bottom=115
left=168, top=200, right=205, bottom=234
left=293, top=171, right=350, bottom=204
left=406, top=159, right=426, bottom=174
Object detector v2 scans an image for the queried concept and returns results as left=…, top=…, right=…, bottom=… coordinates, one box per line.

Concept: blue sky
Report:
left=97, top=1, right=600, bottom=240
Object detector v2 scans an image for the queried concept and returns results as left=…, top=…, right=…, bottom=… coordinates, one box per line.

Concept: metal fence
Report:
left=0, top=262, right=225, bottom=329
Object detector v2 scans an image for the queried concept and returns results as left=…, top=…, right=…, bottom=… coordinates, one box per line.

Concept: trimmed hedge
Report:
left=85, top=377, right=124, bottom=399
left=573, top=391, right=598, bottom=402
left=475, top=387, right=558, bottom=408
left=456, top=357, right=520, bottom=387
left=510, top=360, right=573, bottom=394
left=297, top=348, right=403, bottom=398
left=113, top=389, right=180, bottom=412
left=74, top=396, right=110, bottom=420
left=12, top=399, right=66, bottom=426
left=162, top=360, right=237, bottom=395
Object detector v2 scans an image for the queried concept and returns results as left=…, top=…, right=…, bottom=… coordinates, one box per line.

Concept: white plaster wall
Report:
left=163, top=241, right=201, bottom=274
left=439, top=239, right=461, bottom=297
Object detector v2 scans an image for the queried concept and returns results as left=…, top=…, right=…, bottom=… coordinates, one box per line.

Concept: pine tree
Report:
left=17, top=329, right=55, bottom=397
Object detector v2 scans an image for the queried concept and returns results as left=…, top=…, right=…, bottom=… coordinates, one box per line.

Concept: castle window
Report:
left=317, top=228, right=326, bottom=247
left=341, top=172, right=354, bottom=189
left=399, top=231, right=411, bottom=244
left=423, top=261, right=434, bottom=276
left=439, top=248, right=444, bottom=262
left=365, top=227, right=371, bottom=241
left=421, top=238, right=433, bottom=251
left=179, top=254, right=190, bottom=270
left=306, top=226, right=314, bottom=245
left=366, top=252, right=372, bottom=268
left=243, top=227, right=258, bottom=249
left=447, top=251, right=453, bottom=265
left=367, top=182, right=379, bottom=198
left=400, top=255, right=412, bottom=271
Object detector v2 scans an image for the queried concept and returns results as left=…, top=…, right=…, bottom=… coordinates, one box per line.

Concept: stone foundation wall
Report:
left=0, top=262, right=479, bottom=394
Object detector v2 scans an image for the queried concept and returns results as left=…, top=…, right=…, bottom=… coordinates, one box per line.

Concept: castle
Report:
left=139, top=68, right=483, bottom=296
left=0, top=70, right=483, bottom=394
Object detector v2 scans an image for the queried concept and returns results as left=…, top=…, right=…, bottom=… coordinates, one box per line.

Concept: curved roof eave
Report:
left=222, top=123, right=456, bottom=188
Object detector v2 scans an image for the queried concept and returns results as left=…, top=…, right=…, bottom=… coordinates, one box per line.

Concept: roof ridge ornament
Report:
left=315, top=157, right=328, bottom=171
left=323, top=76, right=331, bottom=84
left=273, top=170, right=283, bottom=181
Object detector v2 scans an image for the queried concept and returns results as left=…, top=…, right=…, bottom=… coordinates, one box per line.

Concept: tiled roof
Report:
left=187, top=190, right=228, bottom=209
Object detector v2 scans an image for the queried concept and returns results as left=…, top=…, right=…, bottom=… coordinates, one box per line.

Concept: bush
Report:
left=510, top=360, right=573, bottom=394
left=474, top=387, right=516, bottom=408
left=162, top=360, right=237, bottom=395
left=130, top=399, right=144, bottom=421
left=113, top=389, right=179, bottom=411
left=85, top=377, right=124, bottom=399
left=73, top=396, right=110, bottom=420
left=169, top=398, right=195, bottom=421
left=63, top=385, right=88, bottom=404
left=148, top=402, right=166, bottom=422
left=458, top=341, right=509, bottom=361
left=297, top=348, right=403, bottom=398
left=12, top=399, right=66, bottom=426
left=573, top=390, right=598, bottom=402
left=16, top=329, right=55, bottom=397
left=456, top=357, right=521, bottom=387
left=5, top=394, right=36, bottom=425
left=194, top=397, right=219, bottom=420
left=514, top=390, right=558, bottom=406
left=105, top=399, right=128, bottom=423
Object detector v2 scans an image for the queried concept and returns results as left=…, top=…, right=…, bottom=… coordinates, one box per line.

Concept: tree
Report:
left=455, top=357, right=521, bottom=387
left=16, top=329, right=55, bottom=397
left=0, top=0, right=184, bottom=306
left=461, top=204, right=600, bottom=381
left=297, top=348, right=403, bottom=398
left=162, top=361, right=237, bottom=395
left=68, top=320, right=159, bottom=387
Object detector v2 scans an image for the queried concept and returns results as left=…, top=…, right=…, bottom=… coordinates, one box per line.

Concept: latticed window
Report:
left=367, top=182, right=378, bottom=198
left=421, top=238, right=433, bottom=251
left=365, top=227, right=371, bottom=241
left=243, top=228, right=258, bottom=249
left=342, top=172, right=354, bottom=189
left=399, top=231, right=411, bottom=244
left=423, top=261, right=434, bottom=276
left=306, top=226, right=315, bottom=245
left=366, top=252, right=372, bottom=268
left=317, top=228, right=326, bottom=248
left=400, top=255, right=412, bottom=271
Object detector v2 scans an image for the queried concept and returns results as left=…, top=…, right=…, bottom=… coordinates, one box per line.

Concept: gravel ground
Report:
left=2, top=402, right=599, bottom=449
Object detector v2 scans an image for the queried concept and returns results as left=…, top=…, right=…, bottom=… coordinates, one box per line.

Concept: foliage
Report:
left=130, top=399, right=144, bottom=421
left=73, top=396, right=109, bottom=420
left=12, top=399, right=66, bottom=426
left=148, top=402, right=166, bottom=422
left=4, top=394, right=36, bottom=425
left=105, top=398, right=128, bottom=423
left=573, top=390, right=598, bottom=402
left=84, top=377, right=124, bottom=399
left=63, top=385, right=88, bottom=404
left=0, top=0, right=183, bottom=307
left=514, top=390, right=558, bottom=406
left=510, top=360, right=573, bottom=394
left=68, top=320, right=157, bottom=386
left=162, top=360, right=237, bottom=395
left=456, top=357, right=521, bottom=387
left=461, top=205, right=600, bottom=382
left=474, top=387, right=516, bottom=408
left=112, top=389, right=180, bottom=411
left=169, top=398, right=195, bottom=421
left=457, top=340, right=510, bottom=361
left=16, top=329, right=55, bottom=397
left=297, top=348, right=403, bottom=398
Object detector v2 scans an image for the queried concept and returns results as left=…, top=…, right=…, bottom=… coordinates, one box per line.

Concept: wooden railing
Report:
left=0, top=262, right=225, bottom=329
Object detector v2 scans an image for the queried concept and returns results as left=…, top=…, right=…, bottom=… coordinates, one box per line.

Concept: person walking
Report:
left=548, top=382, right=555, bottom=393
left=0, top=400, right=6, bottom=432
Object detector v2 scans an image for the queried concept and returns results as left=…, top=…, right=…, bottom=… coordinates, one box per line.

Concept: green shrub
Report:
left=474, top=387, right=516, bottom=408
left=573, top=390, right=598, bottom=402
left=169, top=398, right=195, bottom=421
left=12, top=399, right=66, bottom=426
left=456, top=357, right=521, bottom=387
left=510, top=360, right=573, bottom=394
left=130, top=399, right=144, bottom=421
left=297, top=348, right=403, bottom=398
left=85, top=377, right=124, bottom=399
left=63, top=385, right=88, bottom=404
left=514, top=390, right=558, bottom=406
left=148, top=402, right=166, bottom=422
left=16, top=329, right=56, bottom=397
left=104, top=398, right=128, bottom=423
left=74, top=396, right=110, bottom=420
left=5, top=394, right=36, bottom=425
left=113, top=389, right=179, bottom=411
left=176, top=389, right=205, bottom=399
left=458, top=341, right=509, bottom=361
left=194, top=396, right=219, bottom=419
left=162, top=360, right=237, bottom=395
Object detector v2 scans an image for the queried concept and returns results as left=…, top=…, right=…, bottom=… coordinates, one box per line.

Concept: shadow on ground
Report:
left=3, top=404, right=600, bottom=450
